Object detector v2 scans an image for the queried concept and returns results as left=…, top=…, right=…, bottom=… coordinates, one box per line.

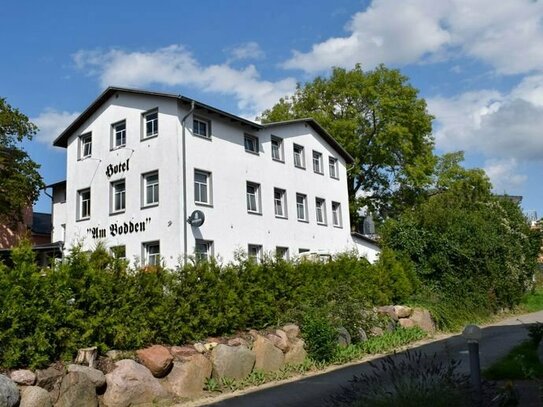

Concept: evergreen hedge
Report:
left=0, top=244, right=414, bottom=369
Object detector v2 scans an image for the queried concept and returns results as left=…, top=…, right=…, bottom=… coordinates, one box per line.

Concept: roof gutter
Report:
left=181, top=101, right=195, bottom=266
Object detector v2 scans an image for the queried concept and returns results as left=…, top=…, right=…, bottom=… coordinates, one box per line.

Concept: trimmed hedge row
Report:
left=0, top=244, right=414, bottom=368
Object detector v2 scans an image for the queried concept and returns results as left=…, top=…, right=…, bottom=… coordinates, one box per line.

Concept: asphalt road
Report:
left=203, top=310, right=543, bottom=407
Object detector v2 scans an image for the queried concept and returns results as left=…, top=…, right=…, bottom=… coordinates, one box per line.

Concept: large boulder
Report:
left=409, top=308, right=436, bottom=333
left=103, top=359, right=169, bottom=407
left=270, top=330, right=290, bottom=352
left=337, top=327, right=351, bottom=347
left=253, top=336, right=285, bottom=372
left=162, top=354, right=212, bottom=398
left=67, top=364, right=106, bottom=389
left=399, top=318, right=415, bottom=328
left=136, top=345, right=173, bottom=378
left=282, top=324, right=300, bottom=340
left=393, top=305, right=413, bottom=318
left=376, top=305, right=398, bottom=321
left=35, top=366, right=64, bottom=391
left=227, top=337, right=249, bottom=348
left=10, top=369, right=36, bottom=386
left=56, top=372, right=97, bottom=407
left=211, top=344, right=255, bottom=380
left=0, top=375, right=19, bottom=407
left=170, top=345, right=198, bottom=359
left=19, top=386, right=52, bottom=407
left=284, top=339, right=307, bottom=365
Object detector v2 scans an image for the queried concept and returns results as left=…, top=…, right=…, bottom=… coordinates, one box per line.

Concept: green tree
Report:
left=381, top=155, right=539, bottom=328
left=259, top=64, right=436, bottom=223
left=0, top=98, right=43, bottom=220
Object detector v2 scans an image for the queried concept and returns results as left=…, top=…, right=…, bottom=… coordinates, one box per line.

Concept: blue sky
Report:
left=2, top=0, right=542, bottom=219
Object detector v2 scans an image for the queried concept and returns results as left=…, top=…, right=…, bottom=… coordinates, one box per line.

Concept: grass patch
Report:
left=520, top=287, right=543, bottom=313
left=484, top=340, right=543, bottom=380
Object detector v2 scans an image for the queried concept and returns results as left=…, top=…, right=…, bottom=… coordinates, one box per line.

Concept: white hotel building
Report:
left=49, top=87, right=379, bottom=268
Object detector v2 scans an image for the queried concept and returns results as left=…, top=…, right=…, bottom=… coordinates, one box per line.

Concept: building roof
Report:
left=351, top=232, right=380, bottom=246
left=45, top=180, right=66, bottom=189
left=52, top=87, right=354, bottom=164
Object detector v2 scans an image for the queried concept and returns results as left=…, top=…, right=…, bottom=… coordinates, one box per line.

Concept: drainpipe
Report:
left=181, top=101, right=195, bottom=266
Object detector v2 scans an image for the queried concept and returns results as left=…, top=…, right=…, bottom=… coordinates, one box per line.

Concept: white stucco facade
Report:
left=50, top=87, right=380, bottom=267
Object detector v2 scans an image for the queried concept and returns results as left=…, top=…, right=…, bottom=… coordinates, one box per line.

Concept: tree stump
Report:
left=75, top=347, right=98, bottom=368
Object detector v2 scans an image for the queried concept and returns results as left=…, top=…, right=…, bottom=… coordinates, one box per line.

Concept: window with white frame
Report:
left=329, top=157, right=339, bottom=179
left=143, top=241, right=160, bottom=266
left=332, top=201, right=342, bottom=227
left=195, top=239, right=213, bottom=262
left=142, top=171, right=159, bottom=206
left=80, top=133, right=92, bottom=159
left=111, top=179, right=126, bottom=213
left=244, top=134, right=259, bottom=154
left=78, top=188, right=91, bottom=220
left=193, top=117, right=210, bottom=139
left=296, top=193, right=308, bottom=221
left=246, top=182, right=261, bottom=213
left=248, top=244, right=262, bottom=262
left=274, top=188, right=287, bottom=218
left=194, top=170, right=212, bottom=205
left=112, top=120, right=126, bottom=149
left=271, top=136, right=284, bottom=161
left=143, top=110, right=158, bottom=139
left=276, top=246, right=289, bottom=260
left=315, top=197, right=327, bottom=225
left=293, top=144, right=305, bottom=168
left=313, top=151, right=323, bottom=174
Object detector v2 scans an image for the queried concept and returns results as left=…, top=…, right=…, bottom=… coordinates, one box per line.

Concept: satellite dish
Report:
left=187, top=210, right=205, bottom=227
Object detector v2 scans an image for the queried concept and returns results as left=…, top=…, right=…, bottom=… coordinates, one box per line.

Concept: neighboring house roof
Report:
left=31, top=212, right=52, bottom=235
left=52, top=87, right=354, bottom=164
left=45, top=180, right=67, bottom=189
left=351, top=232, right=380, bottom=246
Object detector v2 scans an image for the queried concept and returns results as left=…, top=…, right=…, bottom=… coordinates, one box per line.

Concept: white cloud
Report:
left=428, top=76, right=543, bottom=162
left=32, top=109, right=80, bottom=145
left=484, top=158, right=527, bottom=193
left=227, top=42, right=265, bottom=61
left=73, top=44, right=295, bottom=117
left=282, top=0, right=543, bottom=75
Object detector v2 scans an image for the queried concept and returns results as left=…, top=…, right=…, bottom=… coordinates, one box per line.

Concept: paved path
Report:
left=200, top=310, right=543, bottom=407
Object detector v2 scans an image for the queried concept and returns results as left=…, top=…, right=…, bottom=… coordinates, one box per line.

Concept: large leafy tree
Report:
left=0, top=98, right=43, bottom=221
left=259, top=64, right=436, bottom=224
left=381, top=154, right=540, bottom=328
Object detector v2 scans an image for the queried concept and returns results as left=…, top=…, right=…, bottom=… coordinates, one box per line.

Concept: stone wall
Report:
left=0, top=305, right=436, bottom=406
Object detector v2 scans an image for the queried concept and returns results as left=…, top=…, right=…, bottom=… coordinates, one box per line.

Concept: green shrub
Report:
left=301, top=313, right=338, bottom=362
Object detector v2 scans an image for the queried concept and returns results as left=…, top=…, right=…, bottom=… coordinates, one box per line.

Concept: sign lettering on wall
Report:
left=106, top=158, right=130, bottom=178
left=87, top=218, right=151, bottom=239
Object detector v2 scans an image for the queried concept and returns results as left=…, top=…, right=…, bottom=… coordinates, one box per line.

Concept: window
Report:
left=313, top=151, right=323, bottom=174
left=299, top=248, right=310, bottom=254
left=248, top=244, right=262, bottom=262
left=80, top=133, right=92, bottom=159
left=246, top=182, right=261, bottom=213
left=276, top=246, right=289, bottom=260
left=112, top=120, right=126, bottom=149
left=271, top=136, right=284, bottom=161
left=315, top=198, right=327, bottom=225
left=193, top=117, right=210, bottom=139
left=293, top=144, right=305, bottom=168
left=78, top=188, right=91, bottom=220
left=296, top=193, right=308, bottom=222
left=329, top=157, right=339, bottom=179
left=111, top=245, right=126, bottom=259
left=244, top=134, right=259, bottom=154
left=332, top=201, right=342, bottom=227
left=143, top=110, right=158, bottom=139
left=194, top=170, right=212, bottom=205
left=195, top=240, right=213, bottom=262
left=111, top=180, right=126, bottom=213
left=142, top=171, right=159, bottom=207
left=274, top=188, right=287, bottom=218
left=143, top=241, right=160, bottom=266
